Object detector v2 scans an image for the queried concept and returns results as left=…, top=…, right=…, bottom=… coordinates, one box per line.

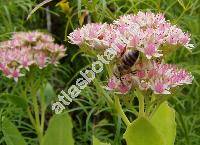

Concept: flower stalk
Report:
left=22, top=70, right=47, bottom=145
left=114, top=95, right=131, bottom=126
left=134, top=89, right=145, bottom=117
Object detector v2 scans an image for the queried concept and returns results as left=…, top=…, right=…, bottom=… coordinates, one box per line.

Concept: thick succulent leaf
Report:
left=42, top=113, right=74, bottom=145
left=150, top=102, right=176, bottom=145
left=93, top=136, right=111, bottom=145
left=2, top=118, right=27, bottom=145
left=123, top=117, right=165, bottom=145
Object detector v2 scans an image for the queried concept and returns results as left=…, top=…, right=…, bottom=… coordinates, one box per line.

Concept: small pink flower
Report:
left=68, top=29, right=84, bottom=45
left=2, top=67, right=10, bottom=76
left=12, top=39, right=20, bottom=47
left=107, top=75, right=133, bottom=94
left=136, top=70, right=145, bottom=78
left=28, top=36, right=35, bottom=42
left=117, top=23, right=127, bottom=34
left=19, top=55, right=33, bottom=70
left=108, top=77, right=117, bottom=90
left=144, top=43, right=157, bottom=58
left=148, top=69, right=157, bottom=78
left=10, top=69, right=24, bottom=82
left=129, top=36, right=139, bottom=48
left=179, top=34, right=189, bottom=44
left=41, top=34, right=54, bottom=42
left=153, top=82, right=170, bottom=94
left=12, top=69, right=20, bottom=78
left=36, top=53, right=47, bottom=69
left=154, top=82, right=165, bottom=94
left=117, top=83, right=130, bottom=94
left=139, top=81, right=149, bottom=90
left=0, top=63, right=5, bottom=70
left=112, top=41, right=126, bottom=54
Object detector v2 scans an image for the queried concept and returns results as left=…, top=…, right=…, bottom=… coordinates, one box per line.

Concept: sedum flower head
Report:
left=108, top=61, right=193, bottom=94
left=0, top=31, right=66, bottom=81
left=68, top=23, right=116, bottom=49
left=68, top=11, right=193, bottom=58
left=68, top=11, right=194, bottom=95
left=114, top=12, right=193, bottom=58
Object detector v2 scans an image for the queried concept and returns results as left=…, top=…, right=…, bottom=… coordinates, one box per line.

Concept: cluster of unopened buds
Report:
left=0, top=31, right=66, bottom=81
left=68, top=11, right=194, bottom=95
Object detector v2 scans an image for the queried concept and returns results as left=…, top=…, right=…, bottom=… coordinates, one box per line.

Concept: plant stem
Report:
left=146, top=94, right=157, bottom=117
left=31, top=87, right=43, bottom=144
left=114, top=95, right=131, bottom=126
left=27, top=107, right=36, bottom=127
left=24, top=68, right=47, bottom=145
left=135, top=89, right=145, bottom=117
left=40, top=84, right=46, bottom=136
left=22, top=88, right=36, bottom=127
left=139, top=95, right=145, bottom=117
left=23, top=81, right=43, bottom=145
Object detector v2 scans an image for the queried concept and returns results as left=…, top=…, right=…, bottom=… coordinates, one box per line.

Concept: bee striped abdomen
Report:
left=123, top=51, right=139, bottom=67
left=116, top=50, right=139, bottom=75
left=117, top=64, right=129, bottom=72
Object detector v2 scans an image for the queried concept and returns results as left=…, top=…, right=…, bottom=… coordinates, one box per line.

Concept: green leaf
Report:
left=43, top=83, right=56, bottom=105
left=93, top=136, right=111, bottom=145
left=42, top=112, right=74, bottom=145
left=2, top=118, right=27, bottom=145
left=150, top=102, right=176, bottom=145
left=27, top=0, right=53, bottom=20
left=123, top=117, right=165, bottom=145
left=1, top=93, right=28, bottom=110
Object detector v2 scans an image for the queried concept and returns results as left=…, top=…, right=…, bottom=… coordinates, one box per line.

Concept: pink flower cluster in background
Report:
left=68, top=11, right=194, bottom=94
left=0, top=31, right=66, bottom=81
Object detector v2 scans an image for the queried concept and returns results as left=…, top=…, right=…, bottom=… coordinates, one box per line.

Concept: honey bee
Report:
left=113, top=50, right=139, bottom=80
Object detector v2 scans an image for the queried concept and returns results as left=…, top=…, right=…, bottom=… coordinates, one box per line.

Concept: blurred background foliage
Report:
left=0, top=0, right=199, bottom=145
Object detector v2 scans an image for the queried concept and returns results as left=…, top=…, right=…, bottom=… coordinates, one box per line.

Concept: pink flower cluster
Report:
left=68, top=11, right=194, bottom=94
left=108, top=61, right=193, bottom=94
left=68, top=11, right=193, bottom=58
left=0, top=31, right=66, bottom=81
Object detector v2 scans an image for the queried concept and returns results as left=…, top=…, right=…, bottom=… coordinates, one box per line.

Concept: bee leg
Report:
left=119, top=77, right=123, bottom=82
left=119, top=76, right=126, bottom=86
left=120, top=44, right=127, bottom=57
left=113, top=72, right=120, bottom=80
